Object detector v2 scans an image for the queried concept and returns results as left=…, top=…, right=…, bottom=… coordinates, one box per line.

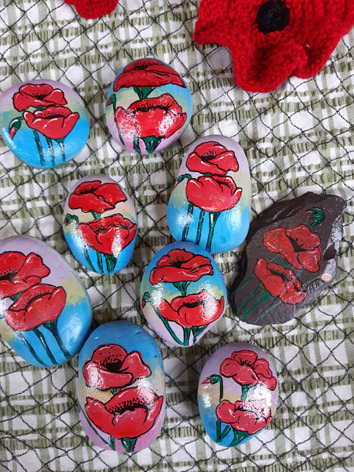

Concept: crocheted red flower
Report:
left=194, top=0, right=354, bottom=92
left=64, top=0, right=119, bottom=19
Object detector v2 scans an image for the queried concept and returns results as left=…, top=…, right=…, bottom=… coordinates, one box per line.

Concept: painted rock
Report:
left=77, top=321, right=165, bottom=453
left=63, top=175, right=137, bottom=274
left=232, top=192, right=346, bottom=326
left=105, top=58, right=193, bottom=155
left=0, top=236, right=92, bottom=367
left=0, top=80, right=89, bottom=169
left=140, top=242, right=227, bottom=347
left=167, top=136, right=251, bottom=254
left=198, top=343, right=278, bottom=447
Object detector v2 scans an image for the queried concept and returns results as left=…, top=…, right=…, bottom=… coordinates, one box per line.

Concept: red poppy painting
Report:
left=149, top=248, right=213, bottom=285
left=216, top=399, right=272, bottom=435
left=68, top=180, right=127, bottom=214
left=220, top=349, right=277, bottom=390
left=113, top=58, right=186, bottom=92
left=64, top=0, right=118, bottom=19
left=13, top=83, right=67, bottom=112
left=23, top=106, right=79, bottom=140
left=186, top=141, right=239, bottom=175
left=263, top=225, right=321, bottom=273
left=0, top=251, right=50, bottom=299
left=83, top=344, right=151, bottom=391
left=115, top=94, right=187, bottom=154
left=254, top=257, right=307, bottom=304
left=5, top=283, right=66, bottom=331
left=78, top=213, right=137, bottom=257
left=85, top=387, right=163, bottom=448
left=155, top=290, right=225, bottom=328
left=186, top=175, right=242, bottom=213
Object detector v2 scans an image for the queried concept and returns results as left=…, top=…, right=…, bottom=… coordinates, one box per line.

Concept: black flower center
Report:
left=256, top=0, right=290, bottom=34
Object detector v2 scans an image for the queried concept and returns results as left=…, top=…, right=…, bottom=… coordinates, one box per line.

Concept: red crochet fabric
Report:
left=64, top=0, right=118, bottom=19
left=194, top=0, right=354, bottom=93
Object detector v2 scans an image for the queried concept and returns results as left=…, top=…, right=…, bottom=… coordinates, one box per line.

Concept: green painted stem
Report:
left=133, top=136, right=142, bottom=156
left=218, top=424, right=232, bottom=442
left=91, top=211, right=101, bottom=220
left=17, top=331, right=46, bottom=367
left=56, top=139, right=65, bottom=162
left=43, top=322, right=71, bottom=360
left=206, top=212, right=221, bottom=253
left=143, top=292, right=184, bottom=346
left=45, top=136, right=55, bottom=166
left=191, top=325, right=208, bottom=344
left=96, top=251, right=104, bottom=273
left=134, top=87, right=153, bottom=100
left=183, top=327, right=191, bottom=346
left=253, top=300, right=282, bottom=324
left=104, top=253, right=117, bottom=273
left=228, top=429, right=249, bottom=447
left=33, top=130, right=45, bottom=165
left=237, top=284, right=263, bottom=313
left=182, top=203, right=194, bottom=241
left=121, top=437, right=137, bottom=453
left=173, top=281, right=188, bottom=297
left=195, top=210, right=205, bottom=245
left=33, top=328, right=57, bottom=365
left=83, top=247, right=96, bottom=272
left=238, top=291, right=273, bottom=320
left=109, top=436, right=116, bottom=451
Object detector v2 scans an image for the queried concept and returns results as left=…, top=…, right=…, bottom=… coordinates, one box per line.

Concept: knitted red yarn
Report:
left=64, top=0, right=118, bottom=19
left=194, top=0, right=354, bottom=93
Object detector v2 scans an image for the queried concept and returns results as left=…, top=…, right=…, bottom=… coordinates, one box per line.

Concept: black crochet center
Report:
left=256, top=0, right=290, bottom=34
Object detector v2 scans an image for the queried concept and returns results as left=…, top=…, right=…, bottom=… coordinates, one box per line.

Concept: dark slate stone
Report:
left=231, top=192, right=346, bottom=326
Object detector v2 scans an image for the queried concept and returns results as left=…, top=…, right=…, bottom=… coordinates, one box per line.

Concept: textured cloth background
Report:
left=0, top=1, right=354, bottom=471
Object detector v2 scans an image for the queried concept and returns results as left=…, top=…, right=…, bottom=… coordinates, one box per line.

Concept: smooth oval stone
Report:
left=198, top=342, right=278, bottom=447
left=167, top=135, right=251, bottom=254
left=0, top=80, right=89, bottom=169
left=0, top=236, right=92, bottom=367
left=140, top=241, right=227, bottom=347
left=77, top=321, right=165, bottom=453
left=231, top=192, right=346, bottom=325
left=63, top=175, right=137, bottom=274
left=105, top=58, right=193, bottom=155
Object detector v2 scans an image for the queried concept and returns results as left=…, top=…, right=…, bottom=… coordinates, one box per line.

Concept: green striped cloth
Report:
left=0, top=1, right=353, bottom=471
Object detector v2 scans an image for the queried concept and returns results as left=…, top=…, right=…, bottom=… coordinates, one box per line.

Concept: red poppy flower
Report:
left=155, top=290, right=225, bottom=328
left=83, top=344, right=151, bottom=391
left=69, top=180, right=127, bottom=214
left=85, top=387, right=163, bottom=439
left=13, top=83, right=67, bottom=112
left=78, top=214, right=137, bottom=256
left=115, top=94, right=187, bottom=139
left=0, top=251, right=50, bottom=299
left=220, top=349, right=277, bottom=390
left=186, top=141, right=239, bottom=175
left=216, top=399, right=272, bottom=435
left=186, top=175, right=242, bottom=212
left=254, top=257, right=306, bottom=304
left=263, top=225, right=321, bottom=272
left=194, top=0, right=354, bottom=93
left=23, top=106, right=79, bottom=140
left=64, top=0, right=118, bottom=19
left=113, top=58, right=186, bottom=91
left=4, top=284, right=66, bottom=331
left=150, top=248, right=213, bottom=285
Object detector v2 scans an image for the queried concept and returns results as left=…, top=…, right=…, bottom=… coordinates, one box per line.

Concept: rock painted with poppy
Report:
left=167, top=136, right=251, bottom=254
left=76, top=321, right=165, bottom=453
left=198, top=342, right=278, bottom=447
left=140, top=241, right=227, bottom=347
left=0, top=80, right=89, bottom=169
left=232, top=192, right=346, bottom=326
left=63, top=175, right=137, bottom=274
left=105, top=58, right=193, bottom=155
left=0, top=236, right=92, bottom=367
